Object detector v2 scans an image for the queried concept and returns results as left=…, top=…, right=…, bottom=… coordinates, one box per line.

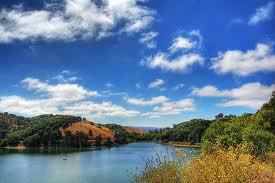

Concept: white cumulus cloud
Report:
left=0, top=0, right=155, bottom=43
left=192, top=82, right=275, bottom=109
left=211, top=43, right=275, bottom=76
left=142, top=30, right=204, bottom=73
left=21, top=77, right=98, bottom=102
left=169, top=30, right=202, bottom=53
left=0, top=77, right=140, bottom=118
left=169, top=37, right=195, bottom=53
left=144, top=52, right=204, bottom=73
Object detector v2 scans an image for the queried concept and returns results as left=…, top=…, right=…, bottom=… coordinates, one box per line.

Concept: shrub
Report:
left=202, top=122, right=243, bottom=152
left=0, top=139, right=7, bottom=147
left=23, top=134, right=40, bottom=147
left=202, top=121, right=275, bottom=157
left=242, top=125, right=275, bottom=157
left=181, top=148, right=275, bottom=183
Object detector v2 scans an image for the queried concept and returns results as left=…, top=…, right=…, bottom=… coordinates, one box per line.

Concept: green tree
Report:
left=242, top=125, right=275, bottom=157
left=202, top=122, right=243, bottom=152
left=95, top=135, right=102, bottom=146
left=23, top=134, right=40, bottom=147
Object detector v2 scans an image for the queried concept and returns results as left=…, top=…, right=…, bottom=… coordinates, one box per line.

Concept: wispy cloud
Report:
left=136, top=83, right=142, bottom=89
left=105, top=83, right=114, bottom=88
left=139, top=31, right=159, bottom=48
left=142, top=98, right=195, bottom=118
left=148, top=79, right=165, bottom=89
left=248, top=2, right=274, bottom=25
left=125, top=94, right=195, bottom=118
left=125, top=96, right=169, bottom=106
left=52, top=70, right=80, bottom=83
left=62, top=101, right=140, bottom=118
left=101, top=90, right=128, bottom=97
left=172, top=83, right=185, bottom=90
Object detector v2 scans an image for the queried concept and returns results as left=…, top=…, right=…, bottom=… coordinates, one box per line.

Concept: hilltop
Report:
left=0, top=114, right=143, bottom=148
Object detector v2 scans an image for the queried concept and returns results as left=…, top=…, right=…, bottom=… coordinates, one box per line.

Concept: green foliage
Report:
left=0, top=113, right=142, bottom=148
left=3, top=114, right=81, bottom=147
left=202, top=92, right=275, bottom=157
left=203, top=115, right=275, bottom=157
left=202, top=121, right=243, bottom=151
left=0, top=139, right=7, bottom=147
left=242, top=125, right=275, bottom=157
left=0, top=123, right=8, bottom=138
left=23, top=134, right=40, bottom=147
left=0, top=112, right=31, bottom=126
left=144, top=119, right=213, bottom=144
left=104, top=124, right=141, bottom=144
left=254, top=91, right=275, bottom=133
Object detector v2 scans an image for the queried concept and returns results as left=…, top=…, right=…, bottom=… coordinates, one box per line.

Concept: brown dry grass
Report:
left=123, top=126, right=144, bottom=135
left=182, top=149, right=275, bottom=183
left=60, top=121, right=115, bottom=141
left=135, top=148, right=275, bottom=183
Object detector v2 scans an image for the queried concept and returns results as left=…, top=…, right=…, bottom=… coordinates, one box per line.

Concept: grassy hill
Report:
left=60, top=121, right=115, bottom=145
left=0, top=114, right=143, bottom=148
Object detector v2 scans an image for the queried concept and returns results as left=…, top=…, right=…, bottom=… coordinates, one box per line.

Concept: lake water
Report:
left=0, top=143, right=200, bottom=183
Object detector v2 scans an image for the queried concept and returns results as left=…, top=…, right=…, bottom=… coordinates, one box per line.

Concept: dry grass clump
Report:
left=134, top=148, right=275, bottom=183
left=267, top=152, right=275, bottom=167
left=135, top=162, right=180, bottom=183
left=181, top=148, right=275, bottom=183
left=134, top=153, right=182, bottom=183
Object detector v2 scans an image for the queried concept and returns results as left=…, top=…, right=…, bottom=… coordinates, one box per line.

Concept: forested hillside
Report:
left=143, top=119, right=215, bottom=144
left=0, top=114, right=143, bottom=148
left=144, top=91, right=275, bottom=150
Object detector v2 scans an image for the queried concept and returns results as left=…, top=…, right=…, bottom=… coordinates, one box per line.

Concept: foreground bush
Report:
left=202, top=121, right=275, bottom=158
left=182, top=148, right=275, bottom=183
left=135, top=148, right=275, bottom=183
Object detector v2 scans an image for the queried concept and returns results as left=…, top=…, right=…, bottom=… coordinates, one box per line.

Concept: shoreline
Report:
left=165, top=141, right=201, bottom=148
left=1, top=141, right=201, bottom=152
left=0, top=143, right=129, bottom=152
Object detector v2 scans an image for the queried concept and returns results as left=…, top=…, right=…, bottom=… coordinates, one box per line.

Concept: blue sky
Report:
left=0, top=0, right=274, bottom=127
